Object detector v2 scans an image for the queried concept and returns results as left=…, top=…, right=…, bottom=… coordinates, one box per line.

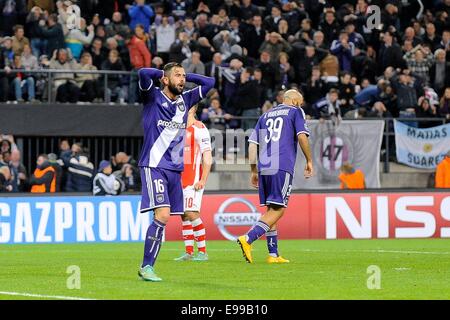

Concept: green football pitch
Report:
left=1, top=239, right=450, bottom=300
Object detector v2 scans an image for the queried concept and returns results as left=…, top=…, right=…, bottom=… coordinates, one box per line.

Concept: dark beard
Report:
left=168, top=83, right=183, bottom=96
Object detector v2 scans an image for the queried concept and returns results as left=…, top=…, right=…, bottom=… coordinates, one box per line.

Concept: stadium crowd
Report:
left=2, top=0, right=450, bottom=193
left=0, top=135, right=141, bottom=194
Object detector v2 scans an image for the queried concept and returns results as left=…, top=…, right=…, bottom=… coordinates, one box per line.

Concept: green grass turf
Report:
left=1, top=239, right=450, bottom=300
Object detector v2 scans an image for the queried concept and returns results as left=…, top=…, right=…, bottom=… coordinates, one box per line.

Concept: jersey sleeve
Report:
left=182, top=86, right=203, bottom=109
left=294, top=108, right=310, bottom=137
left=182, top=73, right=215, bottom=108
left=138, top=68, right=163, bottom=92
left=195, top=125, right=212, bottom=154
left=248, top=118, right=261, bottom=145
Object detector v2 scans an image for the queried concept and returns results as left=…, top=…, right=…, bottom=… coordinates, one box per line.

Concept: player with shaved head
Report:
left=237, top=89, right=313, bottom=264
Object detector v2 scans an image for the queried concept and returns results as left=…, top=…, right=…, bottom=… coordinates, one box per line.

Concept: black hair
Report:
left=163, top=62, right=183, bottom=75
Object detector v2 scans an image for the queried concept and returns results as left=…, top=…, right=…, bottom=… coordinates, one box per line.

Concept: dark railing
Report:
left=12, top=118, right=447, bottom=174
left=0, top=68, right=136, bottom=103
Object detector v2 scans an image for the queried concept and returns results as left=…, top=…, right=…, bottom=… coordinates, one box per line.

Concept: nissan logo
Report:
left=214, top=197, right=261, bottom=241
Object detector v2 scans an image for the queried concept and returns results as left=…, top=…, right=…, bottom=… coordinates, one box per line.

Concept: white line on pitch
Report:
left=0, top=291, right=96, bottom=300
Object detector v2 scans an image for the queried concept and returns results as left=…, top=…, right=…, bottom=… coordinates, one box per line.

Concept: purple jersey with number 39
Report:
left=248, top=104, right=310, bottom=175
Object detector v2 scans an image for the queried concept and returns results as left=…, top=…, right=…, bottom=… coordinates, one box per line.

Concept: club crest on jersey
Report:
left=156, top=194, right=165, bottom=203
left=177, top=102, right=185, bottom=112
left=162, top=102, right=168, bottom=108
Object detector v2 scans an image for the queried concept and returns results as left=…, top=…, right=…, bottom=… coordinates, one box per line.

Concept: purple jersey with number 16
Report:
left=137, top=68, right=214, bottom=213
left=137, top=68, right=214, bottom=172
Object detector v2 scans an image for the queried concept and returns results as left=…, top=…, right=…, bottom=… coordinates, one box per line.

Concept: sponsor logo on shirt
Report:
left=157, top=119, right=186, bottom=129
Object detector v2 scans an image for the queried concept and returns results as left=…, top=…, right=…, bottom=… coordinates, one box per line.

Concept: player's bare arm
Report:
left=249, top=142, right=259, bottom=188
left=298, top=133, right=313, bottom=179
left=195, top=150, right=212, bottom=191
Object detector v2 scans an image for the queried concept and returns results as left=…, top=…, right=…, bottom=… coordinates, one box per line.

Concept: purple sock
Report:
left=142, top=219, right=166, bottom=267
left=246, top=221, right=270, bottom=244
left=266, top=230, right=279, bottom=257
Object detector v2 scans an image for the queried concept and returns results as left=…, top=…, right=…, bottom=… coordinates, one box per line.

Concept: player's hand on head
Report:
left=304, top=161, right=313, bottom=179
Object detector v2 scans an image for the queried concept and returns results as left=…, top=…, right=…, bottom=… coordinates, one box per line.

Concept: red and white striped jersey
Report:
left=181, top=120, right=211, bottom=188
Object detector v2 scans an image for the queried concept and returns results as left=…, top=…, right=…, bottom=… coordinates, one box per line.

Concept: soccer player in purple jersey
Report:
left=237, top=89, right=314, bottom=264
left=137, top=62, right=214, bottom=281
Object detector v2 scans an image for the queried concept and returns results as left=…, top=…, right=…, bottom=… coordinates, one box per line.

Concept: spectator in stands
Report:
left=169, top=31, right=193, bottom=63
left=201, top=97, right=230, bottom=130
left=330, top=31, right=355, bottom=72
left=366, top=101, right=392, bottom=119
left=26, top=6, right=46, bottom=57
left=222, top=58, right=244, bottom=111
left=58, top=139, right=72, bottom=166
left=430, top=49, right=450, bottom=97
left=50, top=48, right=80, bottom=103
left=416, top=96, right=438, bottom=128
left=274, top=52, right=295, bottom=91
left=403, top=44, right=435, bottom=84
left=0, top=135, right=16, bottom=153
left=242, top=15, right=265, bottom=59
left=0, top=39, right=11, bottom=102
left=105, top=11, right=131, bottom=46
left=0, top=0, right=24, bottom=36
left=378, top=31, right=406, bottom=74
left=154, top=15, right=176, bottom=63
left=65, top=18, right=95, bottom=61
left=111, top=151, right=139, bottom=190
left=205, top=52, right=223, bottom=92
left=12, top=25, right=29, bottom=55
left=354, top=79, right=387, bottom=109
left=264, top=5, right=282, bottom=33
left=48, top=153, right=63, bottom=192
left=196, top=36, right=215, bottom=64
left=89, top=37, right=107, bottom=70
left=39, top=13, right=65, bottom=57
left=76, top=52, right=101, bottom=103
left=21, top=43, right=38, bottom=70
left=10, top=53, right=37, bottom=103
left=182, top=51, right=205, bottom=75
left=303, top=66, right=326, bottom=108
left=319, top=8, right=340, bottom=46
left=391, top=70, right=419, bottom=117
left=30, top=154, right=56, bottom=193
left=235, top=67, right=262, bottom=130
left=127, top=24, right=151, bottom=104
left=423, top=22, right=442, bottom=52
left=9, top=148, right=27, bottom=192
left=213, top=29, right=238, bottom=59
left=256, top=50, right=276, bottom=99
left=111, top=151, right=138, bottom=172
left=314, top=88, right=342, bottom=121
left=1, top=36, right=14, bottom=65
left=259, top=32, right=292, bottom=62
left=439, top=87, right=450, bottom=120
left=338, top=71, right=355, bottom=115
left=101, top=49, right=127, bottom=104
left=435, top=150, right=450, bottom=188
left=65, top=148, right=94, bottom=192
left=403, top=26, right=422, bottom=48
left=127, top=0, right=154, bottom=33
left=339, top=162, right=366, bottom=189
left=0, top=166, right=13, bottom=193
left=93, top=160, right=124, bottom=196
